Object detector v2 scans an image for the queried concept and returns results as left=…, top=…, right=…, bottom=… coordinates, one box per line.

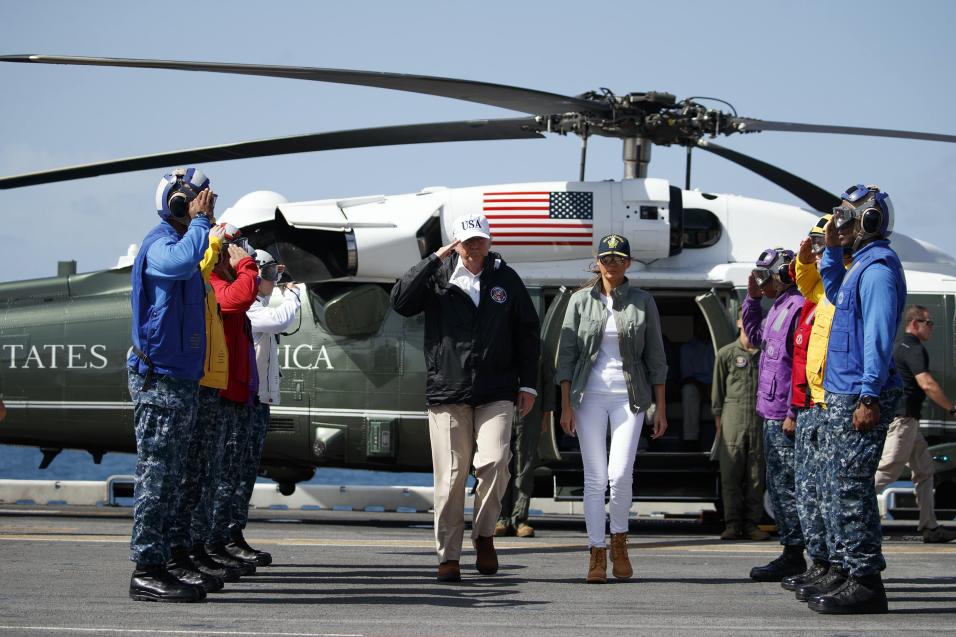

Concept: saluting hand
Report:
left=824, top=218, right=839, bottom=248
left=188, top=188, right=216, bottom=221
left=434, top=240, right=461, bottom=261
left=798, top=237, right=814, bottom=265
left=227, top=244, right=249, bottom=269
left=747, top=272, right=763, bottom=299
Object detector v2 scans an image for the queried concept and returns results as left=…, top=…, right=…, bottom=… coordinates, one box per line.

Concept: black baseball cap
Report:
left=597, top=234, right=631, bottom=258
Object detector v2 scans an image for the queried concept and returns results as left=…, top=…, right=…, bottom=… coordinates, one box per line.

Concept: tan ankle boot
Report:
left=586, top=546, right=607, bottom=583
left=609, top=532, right=633, bottom=579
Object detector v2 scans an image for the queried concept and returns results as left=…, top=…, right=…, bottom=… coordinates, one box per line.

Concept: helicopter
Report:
left=1, top=55, right=955, bottom=514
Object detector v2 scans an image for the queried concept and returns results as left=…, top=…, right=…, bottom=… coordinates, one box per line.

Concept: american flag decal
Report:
left=483, top=191, right=593, bottom=246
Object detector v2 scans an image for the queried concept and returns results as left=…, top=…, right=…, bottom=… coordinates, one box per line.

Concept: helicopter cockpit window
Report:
left=681, top=208, right=722, bottom=249
left=308, top=282, right=390, bottom=337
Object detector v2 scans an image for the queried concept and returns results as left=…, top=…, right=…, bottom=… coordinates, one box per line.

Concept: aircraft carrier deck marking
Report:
left=0, top=628, right=361, bottom=637
left=2, top=531, right=954, bottom=555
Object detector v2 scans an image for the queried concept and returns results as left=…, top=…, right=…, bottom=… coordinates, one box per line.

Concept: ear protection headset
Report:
left=155, top=167, right=210, bottom=220
left=837, top=184, right=894, bottom=251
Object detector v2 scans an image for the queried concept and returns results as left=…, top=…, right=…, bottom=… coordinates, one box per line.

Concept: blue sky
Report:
left=2, top=1, right=955, bottom=282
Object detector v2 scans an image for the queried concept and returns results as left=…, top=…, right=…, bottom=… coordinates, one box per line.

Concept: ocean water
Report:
left=0, top=444, right=434, bottom=487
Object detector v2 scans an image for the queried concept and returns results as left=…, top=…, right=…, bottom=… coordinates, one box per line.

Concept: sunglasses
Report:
left=809, top=235, right=826, bottom=255
left=599, top=255, right=629, bottom=265
left=915, top=318, right=935, bottom=327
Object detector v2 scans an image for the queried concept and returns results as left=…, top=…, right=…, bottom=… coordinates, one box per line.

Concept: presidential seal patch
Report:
left=490, top=286, right=508, bottom=304
left=734, top=355, right=748, bottom=368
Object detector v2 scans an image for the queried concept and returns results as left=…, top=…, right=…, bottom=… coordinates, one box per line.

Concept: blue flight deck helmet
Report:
left=154, top=167, right=210, bottom=221
left=832, top=184, right=894, bottom=238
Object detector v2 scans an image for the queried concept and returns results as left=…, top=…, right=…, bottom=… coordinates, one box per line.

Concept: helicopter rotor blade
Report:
left=735, top=118, right=956, bottom=144
left=0, top=55, right=608, bottom=117
left=696, top=140, right=840, bottom=212
left=0, top=118, right=544, bottom=189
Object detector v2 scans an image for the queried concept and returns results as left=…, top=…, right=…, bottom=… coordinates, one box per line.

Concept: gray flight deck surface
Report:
left=1, top=506, right=955, bottom=636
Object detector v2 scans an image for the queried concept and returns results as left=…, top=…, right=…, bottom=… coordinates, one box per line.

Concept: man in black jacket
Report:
left=391, top=213, right=540, bottom=583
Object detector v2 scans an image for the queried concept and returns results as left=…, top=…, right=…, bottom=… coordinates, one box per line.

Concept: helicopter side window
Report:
left=682, top=208, right=722, bottom=249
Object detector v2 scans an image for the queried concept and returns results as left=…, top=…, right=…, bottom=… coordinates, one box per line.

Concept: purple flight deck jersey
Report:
left=742, top=286, right=804, bottom=420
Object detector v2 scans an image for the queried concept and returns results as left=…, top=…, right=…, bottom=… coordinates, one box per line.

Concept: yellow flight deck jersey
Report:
left=795, top=256, right=847, bottom=406
left=199, top=234, right=229, bottom=389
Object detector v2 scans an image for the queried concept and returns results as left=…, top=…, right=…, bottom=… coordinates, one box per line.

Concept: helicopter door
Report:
left=695, top=288, right=736, bottom=355
left=536, top=286, right=573, bottom=464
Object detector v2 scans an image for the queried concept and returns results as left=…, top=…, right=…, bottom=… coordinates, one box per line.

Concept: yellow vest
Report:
left=199, top=235, right=229, bottom=390
left=795, top=256, right=846, bottom=406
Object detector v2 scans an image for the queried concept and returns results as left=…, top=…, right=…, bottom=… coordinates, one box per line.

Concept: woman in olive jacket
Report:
left=556, top=234, right=669, bottom=583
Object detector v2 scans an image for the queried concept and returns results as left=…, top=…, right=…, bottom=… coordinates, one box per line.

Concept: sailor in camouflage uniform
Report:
left=227, top=249, right=301, bottom=566
left=127, top=168, right=213, bottom=603
left=207, top=226, right=261, bottom=574
left=742, top=246, right=806, bottom=581
left=806, top=185, right=906, bottom=615
left=784, top=214, right=851, bottom=602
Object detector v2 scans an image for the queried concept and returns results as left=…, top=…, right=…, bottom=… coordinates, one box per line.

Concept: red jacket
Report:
left=790, top=298, right=817, bottom=410
left=211, top=257, right=259, bottom=404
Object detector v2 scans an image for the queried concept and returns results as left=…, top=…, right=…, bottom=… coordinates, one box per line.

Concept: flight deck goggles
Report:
left=753, top=247, right=794, bottom=287
left=752, top=267, right=774, bottom=288
left=259, top=262, right=281, bottom=282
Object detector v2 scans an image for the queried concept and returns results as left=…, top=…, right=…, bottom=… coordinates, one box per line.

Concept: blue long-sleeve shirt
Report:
left=145, top=216, right=210, bottom=280
left=820, top=243, right=903, bottom=397
left=858, top=262, right=900, bottom=397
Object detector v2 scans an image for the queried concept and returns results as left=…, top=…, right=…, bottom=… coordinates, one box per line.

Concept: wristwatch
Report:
left=194, top=211, right=210, bottom=220
left=948, top=406, right=956, bottom=416
left=859, top=395, right=878, bottom=407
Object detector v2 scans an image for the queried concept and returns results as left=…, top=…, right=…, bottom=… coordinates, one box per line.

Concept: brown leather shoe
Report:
left=609, top=532, right=633, bottom=579
left=586, top=546, right=607, bottom=584
left=743, top=525, right=771, bottom=541
left=436, top=560, right=461, bottom=583
left=474, top=536, right=498, bottom=575
left=515, top=523, right=535, bottom=538
left=720, top=525, right=742, bottom=540
left=494, top=521, right=514, bottom=537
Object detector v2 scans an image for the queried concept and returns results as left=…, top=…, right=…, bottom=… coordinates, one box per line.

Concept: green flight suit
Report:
left=711, top=339, right=765, bottom=529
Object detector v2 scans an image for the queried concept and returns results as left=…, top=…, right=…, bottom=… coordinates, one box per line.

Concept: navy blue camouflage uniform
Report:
left=794, top=405, right=831, bottom=563
left=128, top=373, right=199, bottom=565
left=819, top=238, right=906, bottom=577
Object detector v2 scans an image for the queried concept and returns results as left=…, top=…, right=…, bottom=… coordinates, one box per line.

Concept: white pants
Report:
left=576, top=391, right=645, bottom=548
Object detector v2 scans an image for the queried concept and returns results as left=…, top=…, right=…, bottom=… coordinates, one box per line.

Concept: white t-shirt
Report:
left=587, top=293, right=627, bottom=394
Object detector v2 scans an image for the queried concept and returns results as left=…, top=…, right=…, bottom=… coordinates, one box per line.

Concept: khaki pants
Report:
left=875, top=416, right=938, bottom=531
left=428, top=400, right=513, bottom=563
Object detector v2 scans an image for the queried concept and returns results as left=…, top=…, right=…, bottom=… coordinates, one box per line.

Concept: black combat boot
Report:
left=797, top=566, right=847, bottom=602
left=190, top=544, right=242, bottom=583
left=207, top=542, right=257, bottom=576
left=749, top=545, right=806, bottom=582
left=167, top=548, right=224, bottom=593
left=808, top=573, right=888, bottom=614
left=226, top=525, right=273, bottom=566
left=781, top=559, right=828, bottom=591
left=129, top=563, right=205, bottom=603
